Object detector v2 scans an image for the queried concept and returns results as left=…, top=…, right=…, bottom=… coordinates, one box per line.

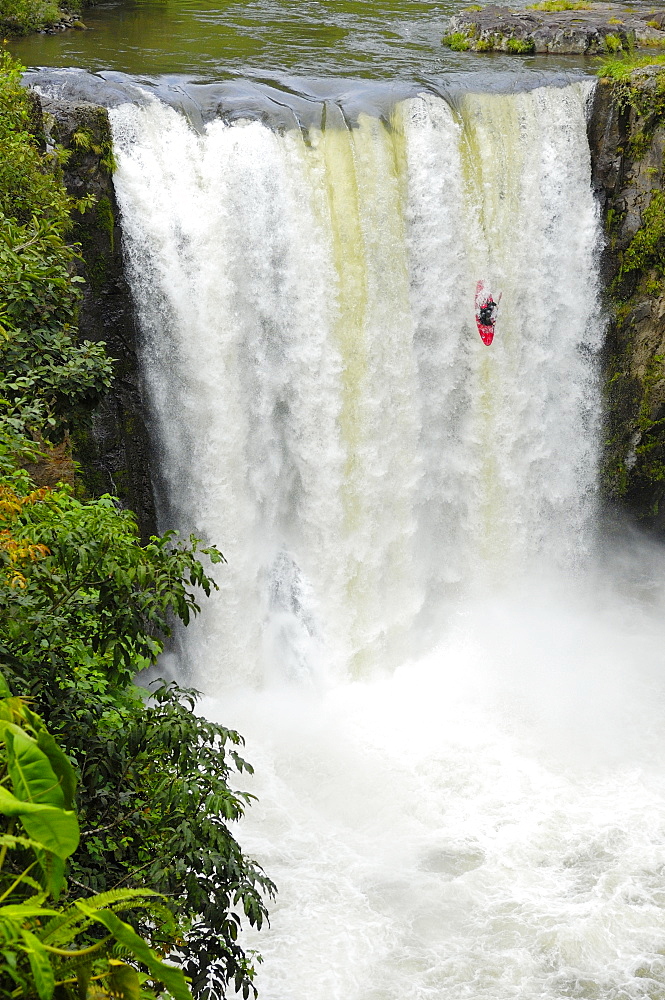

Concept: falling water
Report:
left=110, top=79, right=665, bottom=999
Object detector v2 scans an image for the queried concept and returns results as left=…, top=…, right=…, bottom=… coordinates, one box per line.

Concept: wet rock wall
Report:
left=43, top=95, right=157, bottom=539
left=589, top=69, right=665, bottom=532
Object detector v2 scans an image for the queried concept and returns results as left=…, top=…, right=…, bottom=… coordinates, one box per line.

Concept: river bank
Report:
left=0, top=0, right=95, bottom=36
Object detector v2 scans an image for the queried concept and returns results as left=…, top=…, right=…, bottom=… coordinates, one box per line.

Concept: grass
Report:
left=528, top=0, right=591, bottom=11
left=507, top=35, right=535, bottom=51
left=604, top=32, right=623, bottom=52
left=442, top=30, right=471, bottom=49
left=596, top=51, right=665, bottom=78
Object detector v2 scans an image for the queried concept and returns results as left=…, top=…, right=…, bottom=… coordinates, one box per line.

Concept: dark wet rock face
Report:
left=445, top=3, right=665, bottom=54
left=589, top=69, right=665, bottom=531
left=42, top=95, right=157, bottom=540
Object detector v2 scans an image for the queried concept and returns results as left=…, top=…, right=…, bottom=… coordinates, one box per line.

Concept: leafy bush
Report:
left=0, top=0, right=61, bottom=35
left=0, top=54, right=112, bottom=446
left=603, top=32, right=624, bottom=53
left=0, top=673, right=194, bottom=1000
left=507, top=36, right=535, bottom=52
left=0, top=54, right=71, bottom=229
left=0, top=464, right=275, bottom=999
left=442, top=30, right=471, bottom=50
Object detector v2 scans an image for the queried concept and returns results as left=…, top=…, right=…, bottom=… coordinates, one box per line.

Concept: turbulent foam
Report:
left=208, top=570, right=665, bottom=1000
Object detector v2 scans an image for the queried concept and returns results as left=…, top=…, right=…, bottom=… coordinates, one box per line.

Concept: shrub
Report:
left=0, top=0, right=61, bottom=35
left=507, top=36, right=535, bottom=52
left=604, top=33, right=624, bottom=53
left=0, top=670, right=194, bottom=1000
left=442, top=30, right=471, bottom=49
left=528, top=0, right=591, bottom=11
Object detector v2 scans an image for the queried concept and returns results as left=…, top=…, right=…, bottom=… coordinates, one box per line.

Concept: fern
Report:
left=40, top=888, right=168, bottom=945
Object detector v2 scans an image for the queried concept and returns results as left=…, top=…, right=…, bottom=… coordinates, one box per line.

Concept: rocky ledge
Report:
left=444, top=2, right=665, bottom=55
left=37, top=11, right=86, bottom=33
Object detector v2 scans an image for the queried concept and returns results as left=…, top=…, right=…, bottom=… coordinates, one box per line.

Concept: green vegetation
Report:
left=442, top=27, right=535, bottom=53
left=0, top=51, right=275, bottom=1000
left=603, top=32, right=624, bottom=53
left=596, top=52, right=665, bottom=79
left=442, top=30, right=471, bottom=50
left=595, top=55, right=665, bottom=161
left=0, top=677, right=194, bottom=999
left=0, top=0, right=62, bottom=35
left=527, top=0, right=590, bottom=12
left=600, top=62, right=665, bottom=515
left=621, top=190, right=665, bottom=279
left=506, top=36, right=535, bottom=52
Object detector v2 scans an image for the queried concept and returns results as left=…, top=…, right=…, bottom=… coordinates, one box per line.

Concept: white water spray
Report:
left=109, top=80, right=665, bottom=999
left=111, top=79, right=601, bottom=682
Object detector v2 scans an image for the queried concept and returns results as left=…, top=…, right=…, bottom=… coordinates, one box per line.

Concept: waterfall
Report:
left=108, top=78, right=665, bottom=1000
left=110, top=79, right=601, bottom=686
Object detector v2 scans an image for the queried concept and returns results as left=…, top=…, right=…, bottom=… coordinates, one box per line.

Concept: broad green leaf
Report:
left=76, top=961, right=91, bottom=1000
left=0, top=904, right=58, bottom=919
left=35, top=732, right=76, bottom=810
left=0, top=786, right=79, bottom=859
left=76, top=905, right=192, bottom=1000
left=3, top=725, right=65, bottom=808
left=108, top=961, right=140, bottom=1000
left=20, top=929, right=55, bottom=1000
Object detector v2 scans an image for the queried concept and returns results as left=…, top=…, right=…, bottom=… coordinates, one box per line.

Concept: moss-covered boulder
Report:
left=444, top=2, right=665, bottom=54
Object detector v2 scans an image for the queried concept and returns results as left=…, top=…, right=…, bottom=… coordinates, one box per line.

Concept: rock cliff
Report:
left=42, top=95, right=157, bottom=539
left=589, top=67, right=665, bottom=531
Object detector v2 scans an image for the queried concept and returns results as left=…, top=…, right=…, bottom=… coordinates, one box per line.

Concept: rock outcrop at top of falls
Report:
left=443, top=3, right=665, bottom=54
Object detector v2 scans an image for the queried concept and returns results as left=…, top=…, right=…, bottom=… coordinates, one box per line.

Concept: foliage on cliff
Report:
left=0, top=52, right=274, bottom=998
left=592, top=64, right=665, bottom=523
left=0, top=51, right=112, bottom=455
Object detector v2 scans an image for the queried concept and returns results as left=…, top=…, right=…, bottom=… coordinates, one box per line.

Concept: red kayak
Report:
left=475, top=281, right=501, bottom=346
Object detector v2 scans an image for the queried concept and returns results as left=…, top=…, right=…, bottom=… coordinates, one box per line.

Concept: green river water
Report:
left=8, top=0, right=607, bottom=82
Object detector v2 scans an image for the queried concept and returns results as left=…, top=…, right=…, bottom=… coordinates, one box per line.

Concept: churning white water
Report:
left=110, top=79, right=665, bottom=999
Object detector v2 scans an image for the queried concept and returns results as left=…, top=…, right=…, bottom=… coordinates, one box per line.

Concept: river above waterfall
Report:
left=8, top=0, right=608, bottom=79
